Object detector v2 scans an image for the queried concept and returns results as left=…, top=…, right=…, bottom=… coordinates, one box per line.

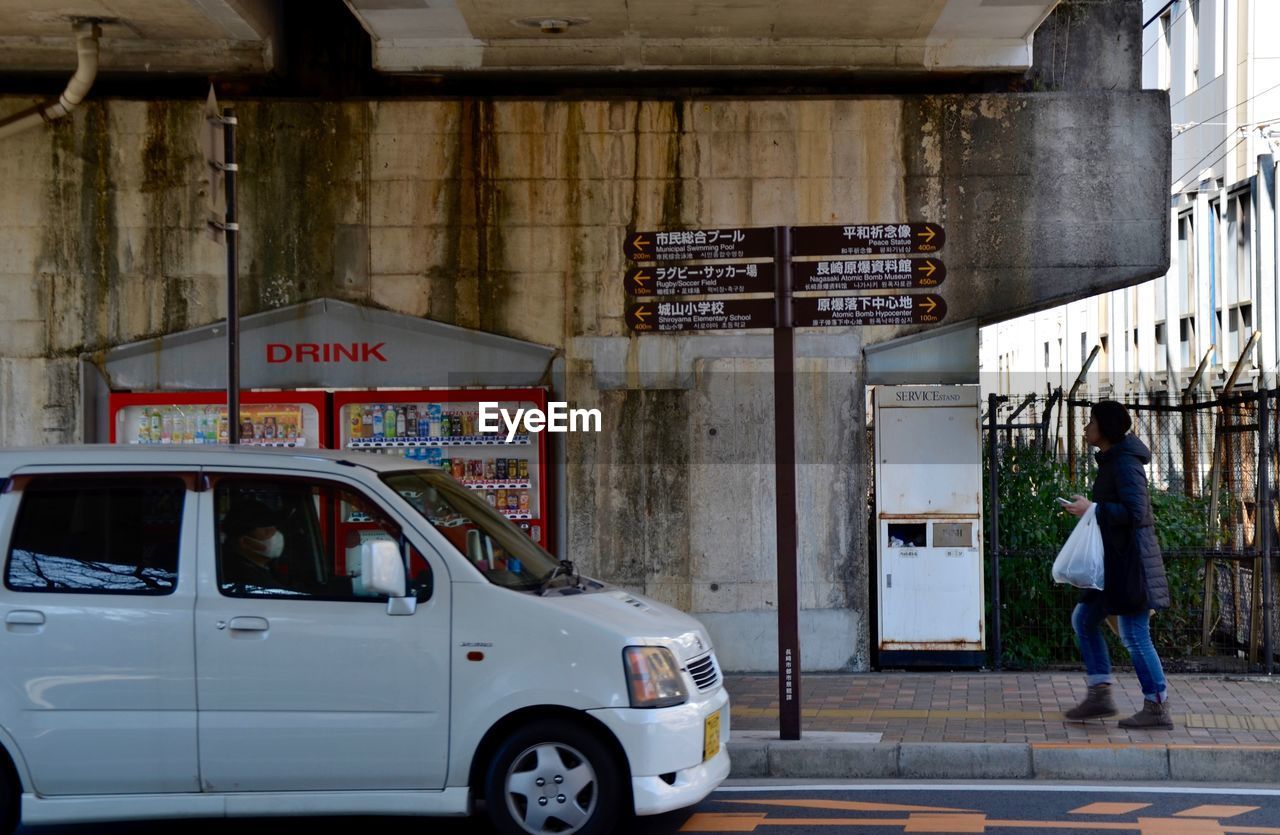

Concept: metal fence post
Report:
left=988, top=393, right=1003, bottom=670
left=1261, top=391, right=1275, bottom=675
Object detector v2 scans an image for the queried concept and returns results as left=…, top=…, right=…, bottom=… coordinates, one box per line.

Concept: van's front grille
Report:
left=687, top=652, right=720, bottom=691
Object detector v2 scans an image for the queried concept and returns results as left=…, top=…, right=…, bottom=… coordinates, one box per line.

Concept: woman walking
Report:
left=1061, top=400, right=1173, bottom=729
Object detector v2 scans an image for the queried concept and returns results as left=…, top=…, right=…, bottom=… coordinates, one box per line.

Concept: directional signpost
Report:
left=793, top=294, right=947, bottom=327
left=791, top=222, right=945, bottom=256
left=621, top=220, right=948, bottom=743
left=794, top=257, right=945, bottom=292
left=626, top=299, right=775, bottom=332
left=625, top=263, right=776, bottom=297
left=626, top=226, right=775, bottom=262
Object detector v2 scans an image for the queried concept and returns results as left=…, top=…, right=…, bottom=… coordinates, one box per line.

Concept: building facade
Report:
left=0, top=0, right=1170, bottom=670
left=982, top=0, right=1280, bottom=401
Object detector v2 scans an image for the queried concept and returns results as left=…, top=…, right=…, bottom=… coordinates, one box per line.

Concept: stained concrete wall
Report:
left=0, top=92, right=1167, bottom=669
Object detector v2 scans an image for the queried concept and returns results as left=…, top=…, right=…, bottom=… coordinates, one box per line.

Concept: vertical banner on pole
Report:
left=774, top=225, right=801, bottom=739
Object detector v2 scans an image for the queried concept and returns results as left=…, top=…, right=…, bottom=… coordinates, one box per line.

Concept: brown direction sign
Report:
left=625, top=263, right=776, bottom=297
left=794, top=257, right=946, bottom=292
left=791, top=222, right=945, bottom=257
left=626, top=299, right=775, bottom=333
left=793, top=294, right=947, bottom=327
left=626, top=227, right=774, bottom=263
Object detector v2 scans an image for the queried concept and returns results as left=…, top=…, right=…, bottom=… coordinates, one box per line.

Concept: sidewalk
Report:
left=723, top=672, right=1280, bottom=783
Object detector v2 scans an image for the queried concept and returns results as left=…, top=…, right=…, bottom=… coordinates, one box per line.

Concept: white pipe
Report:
left=0, top=22, right=101, bottom=141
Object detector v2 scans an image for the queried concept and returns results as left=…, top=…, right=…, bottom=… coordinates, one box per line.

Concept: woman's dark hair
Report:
left=1091, top=400, right=1132, bottom=444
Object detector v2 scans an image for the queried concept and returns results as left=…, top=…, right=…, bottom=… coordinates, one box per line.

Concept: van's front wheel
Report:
left=484, top=720, right=622, bottom=835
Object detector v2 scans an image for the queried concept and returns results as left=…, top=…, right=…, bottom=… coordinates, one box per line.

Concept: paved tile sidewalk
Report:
left=726, top=672, right=1280, bottom=746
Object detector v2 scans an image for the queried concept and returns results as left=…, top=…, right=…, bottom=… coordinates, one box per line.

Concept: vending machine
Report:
left=109, top=390, right=330, bottom=449
left=331, top=388, right=551, bottom=549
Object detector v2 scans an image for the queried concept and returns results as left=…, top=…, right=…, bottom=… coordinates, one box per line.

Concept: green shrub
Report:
left=986, top=442, right=1223, bottom=669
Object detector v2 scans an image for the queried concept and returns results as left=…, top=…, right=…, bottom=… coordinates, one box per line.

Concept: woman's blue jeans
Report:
left=1072, top=599, right=1169, bottom=702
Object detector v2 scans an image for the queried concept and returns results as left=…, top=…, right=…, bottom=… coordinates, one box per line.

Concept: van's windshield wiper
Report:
left=538, top=560, right=580, bottom=596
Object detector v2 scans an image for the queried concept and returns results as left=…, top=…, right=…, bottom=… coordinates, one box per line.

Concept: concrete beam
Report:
left=0, top=36, right=274, bottom=74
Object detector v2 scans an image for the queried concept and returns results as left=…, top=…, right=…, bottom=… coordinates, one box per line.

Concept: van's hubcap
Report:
left=505, top=742, right=597, bottom=832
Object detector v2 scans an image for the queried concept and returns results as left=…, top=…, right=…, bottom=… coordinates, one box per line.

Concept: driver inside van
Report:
left=220, top=499, right=288, bottom=592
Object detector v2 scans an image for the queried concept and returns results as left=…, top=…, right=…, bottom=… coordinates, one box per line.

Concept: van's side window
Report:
left=214, top=478, right=430, bottom=602
left=4, top=476, right=184, bottom=595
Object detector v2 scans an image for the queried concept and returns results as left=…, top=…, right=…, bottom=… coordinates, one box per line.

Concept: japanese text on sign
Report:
left=626, top=263, right=776, bottom=297
left=792, top=294, right=947, bottom=327
left=626, top=226, right=775, bottom=262
left=791, top=223, right=945, bottom=256
left=626, top=299, right=775, bottom=333
left=793, top=257, right=945, bottom=291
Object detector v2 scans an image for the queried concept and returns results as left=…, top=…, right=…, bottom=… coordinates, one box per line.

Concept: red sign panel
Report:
left=626, top=299, right=775, bottom=333
left=792, top=294, right=947, bottom=327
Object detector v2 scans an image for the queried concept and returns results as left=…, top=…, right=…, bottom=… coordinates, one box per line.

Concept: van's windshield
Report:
left=381, top=469, right=559, bottom=591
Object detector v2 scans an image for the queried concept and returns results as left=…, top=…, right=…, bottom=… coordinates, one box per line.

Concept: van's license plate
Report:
left=703, top=710, right=721, bottom=761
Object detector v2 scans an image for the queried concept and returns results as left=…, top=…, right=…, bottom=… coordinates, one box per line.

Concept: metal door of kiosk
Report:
left=874, top=385, right=985, bottom=666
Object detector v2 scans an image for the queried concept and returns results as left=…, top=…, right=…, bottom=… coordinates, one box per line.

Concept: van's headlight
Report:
left=623, top=646, right=688, bottom=708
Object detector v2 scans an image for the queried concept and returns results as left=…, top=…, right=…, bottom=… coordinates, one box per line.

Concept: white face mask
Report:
left=244, top=531, right=285, bottom=560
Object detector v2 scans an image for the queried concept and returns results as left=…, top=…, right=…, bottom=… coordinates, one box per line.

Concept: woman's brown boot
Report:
left=1063, top=684, right=1118, bottom=720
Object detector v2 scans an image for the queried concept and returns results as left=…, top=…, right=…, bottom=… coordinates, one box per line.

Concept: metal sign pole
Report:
left=774, top=225, right=801, bottom=740
left=223, top=107, right=240, bottom=444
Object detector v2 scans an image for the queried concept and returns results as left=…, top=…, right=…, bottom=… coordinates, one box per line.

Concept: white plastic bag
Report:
left=1052, top=503, right=1105, bottom=590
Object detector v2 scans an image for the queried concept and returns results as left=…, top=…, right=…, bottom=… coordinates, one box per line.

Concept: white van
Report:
left=0, top=447, right=728, bottom=834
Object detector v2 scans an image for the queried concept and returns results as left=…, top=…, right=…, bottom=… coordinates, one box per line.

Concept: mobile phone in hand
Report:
left=1056, top=496, right=1072, bottom=505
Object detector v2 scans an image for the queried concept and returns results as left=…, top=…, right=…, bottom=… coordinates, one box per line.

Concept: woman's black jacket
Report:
left=1083, top=433, right=1171, bottom=614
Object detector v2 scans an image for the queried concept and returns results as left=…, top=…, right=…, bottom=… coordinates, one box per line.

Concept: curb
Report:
left=727, top=738, right=1280, bottom=783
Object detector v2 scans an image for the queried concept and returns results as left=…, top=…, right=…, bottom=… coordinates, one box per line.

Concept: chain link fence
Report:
left=985, top=389, right=1278, bottom=674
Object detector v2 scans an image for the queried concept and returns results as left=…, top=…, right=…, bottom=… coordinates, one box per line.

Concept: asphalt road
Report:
left=19, top=782, right=1280, bottom=834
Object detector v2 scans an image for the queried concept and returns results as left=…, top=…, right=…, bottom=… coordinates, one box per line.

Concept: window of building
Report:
left=1177, top=212, right=1196, bottom=316
left=5, top=476, right=184, bottom=595
left=1188, top=0, right=1201, bottom=91
left=1180, top=315, right=1196, bottom=368
left=1043, top=341, right=1050, bottom=369
left=214, top=478, right=432, bottom=602
left=1158, top=11, right=1173, bottom=90
left=1227, top=190, right=1252, bottom=302
left=1080, top=332, right=1088, bottom=364
left=1216, top=0, right=1227, bottom=77
left=1155, top=322, right=1168, bottom=373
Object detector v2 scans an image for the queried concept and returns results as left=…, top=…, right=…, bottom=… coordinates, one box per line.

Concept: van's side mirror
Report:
left=360, top=540, right=406, bottom=598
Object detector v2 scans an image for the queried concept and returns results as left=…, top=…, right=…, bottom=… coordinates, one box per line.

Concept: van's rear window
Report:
left=5, top=477, right=184, bottom=595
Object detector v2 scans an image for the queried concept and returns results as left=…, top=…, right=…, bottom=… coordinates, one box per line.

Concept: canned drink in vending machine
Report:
left=519, top=459, right=529, bottom=480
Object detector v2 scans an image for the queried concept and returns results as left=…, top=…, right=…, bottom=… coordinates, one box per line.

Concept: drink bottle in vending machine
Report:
left=333, top=389, right=550, bottom=548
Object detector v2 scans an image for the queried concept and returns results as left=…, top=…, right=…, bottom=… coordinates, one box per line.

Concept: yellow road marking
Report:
left=681, top=808, right=1280, bottom=834
left=1175, top=806, right=1262, bottom=819
left=904, top=812, right=987, bottom=831
left=731, top=799, right=969, bottom=813
left=1071, top=803, right=1153, bottom=815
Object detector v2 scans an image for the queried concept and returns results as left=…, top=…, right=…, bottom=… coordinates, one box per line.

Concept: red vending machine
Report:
left=331, top=388, right=551, bottom=549
left=109, top=390, right=330, bottom=449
